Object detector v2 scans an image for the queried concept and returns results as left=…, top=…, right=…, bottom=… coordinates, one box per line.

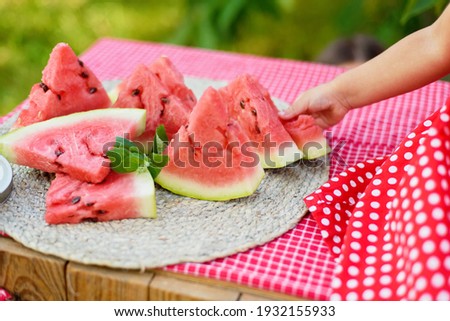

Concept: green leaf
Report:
left=148, top=154, right=169, bottom=179
left=106, top=126, right=169, bottom=179
left=148, top=150, right=169, bottom=179
left=149, top=153, right=169, bottom=168
left=107, top=147, right=141, bottom=173
left=107, top=136, right=149, bottom=174
left=114, top=136, right=137, bottom=151
left=152, top=125, right=169, bottom=154
left=155, top=124, right=169, bottom=143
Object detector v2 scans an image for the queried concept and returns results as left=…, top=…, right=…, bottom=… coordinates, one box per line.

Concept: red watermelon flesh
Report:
left=148, top=56, right=197, bottom=108
left=45, top=170, right=156, bottom=224
left=0, top=108, right=146, bottom=184
left=281, top=115, right=330, bottom=159
left=114, top=65, right=168, bottom=132
left=155, top=87, right=265, bottom=201
left=219, top=74, right=301, bottom=168
left=113, top=58, right=196, bottom=150
left=14, top=43, right=111, bottom=128
left=187, top=87, right=230, bottom=145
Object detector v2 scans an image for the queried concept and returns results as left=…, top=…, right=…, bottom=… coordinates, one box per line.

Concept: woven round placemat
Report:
left=0, top=77, right=329, bottom=269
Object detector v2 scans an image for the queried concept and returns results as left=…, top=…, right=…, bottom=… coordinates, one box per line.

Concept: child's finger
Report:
left=278, top=96, right=308, bottom=120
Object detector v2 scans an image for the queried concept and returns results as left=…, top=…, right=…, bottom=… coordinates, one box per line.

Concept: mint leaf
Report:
left=152, top=125, right=169, bottom=154
left=107, top=126, right=169, bottom=179
left=107, top=146, right=143, bottom=173
left=115, top=136, right=138, bottom=151
left=148, top=153, right=169, bottom=178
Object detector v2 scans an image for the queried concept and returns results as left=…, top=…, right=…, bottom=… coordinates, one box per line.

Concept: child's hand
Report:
left=279, top=83, right=352, bottom=129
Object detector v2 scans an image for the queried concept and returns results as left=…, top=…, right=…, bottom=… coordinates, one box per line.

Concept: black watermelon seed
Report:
left=240, top=100, right=245, bottom=109
left=39, top=82, right=49, bottom=92
left=89, top=87, right=97, bottom=94
left=80, top=72, right=89, bottom=78
left=131, top=89, right=140, bottom=96
left=56, top=94, right=62, bottom=100
left=54, top=148, right=64, bottom=156
left=71, top=196, right=81, bottom=204
left=82, top=217, right=98, bottom=223
left=85, top=202, right=94, bottom=207
left=251, top=108, right=257, bottom=116
left=96, top=209, right=107, bottom=215
left=161, top=97, right=169, bottom=104
left=78, top=59, right=84, bottom=67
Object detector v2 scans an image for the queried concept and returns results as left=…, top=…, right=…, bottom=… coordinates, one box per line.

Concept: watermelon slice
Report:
left=45, top=170, right=156, bottom=224
left=0, top=108, right=146, bottom=183
left=14, top=43, right=111, bottom=128
left=113, top=57, right=196, bottom=151
left=219, top=74, right=302, bottom=168
left=281, top=115, right=330, bottom=159
left=148, top=56, right=197, bottom=108
left=155, top=87, right=265, bottom=201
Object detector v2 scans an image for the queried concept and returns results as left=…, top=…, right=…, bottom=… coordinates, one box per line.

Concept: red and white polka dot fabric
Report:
left=305, top=99, right=450, bottom=300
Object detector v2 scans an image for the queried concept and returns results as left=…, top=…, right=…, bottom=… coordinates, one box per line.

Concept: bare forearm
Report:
left=331, top=11, right=450, bottom=110
left=281, top=6, right=450, bottom=128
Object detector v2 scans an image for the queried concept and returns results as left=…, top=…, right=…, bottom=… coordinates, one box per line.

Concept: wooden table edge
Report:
left=0, top=237, right=305, bottom=301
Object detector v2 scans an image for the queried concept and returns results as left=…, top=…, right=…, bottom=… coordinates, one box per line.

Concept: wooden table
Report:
left=0, top=237, right=300, bottom=301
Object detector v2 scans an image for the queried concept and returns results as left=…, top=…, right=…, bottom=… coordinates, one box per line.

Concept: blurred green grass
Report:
left=0, top=0, right=441, bottom=116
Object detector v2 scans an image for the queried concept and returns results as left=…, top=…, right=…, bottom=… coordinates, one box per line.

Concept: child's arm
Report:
left=280, top=5, right=450, bottom=128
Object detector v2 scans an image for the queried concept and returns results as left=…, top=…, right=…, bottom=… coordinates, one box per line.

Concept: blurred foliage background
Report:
left=0, top=0, right=447, bottom=116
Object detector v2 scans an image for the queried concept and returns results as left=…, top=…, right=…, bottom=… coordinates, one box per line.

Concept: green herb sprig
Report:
left=107, top=125, right=169, bottom=179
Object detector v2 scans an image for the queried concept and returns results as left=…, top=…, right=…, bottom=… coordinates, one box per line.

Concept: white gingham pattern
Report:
left=1, top=38, right=449, bottom=300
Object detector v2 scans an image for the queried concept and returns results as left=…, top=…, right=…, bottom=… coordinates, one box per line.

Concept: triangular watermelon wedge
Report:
left=148, top=56, right=197, bottom=108
left=281, top=115, right=330, bottom=159
left=14, top=43, right=111, bottom=128
left=46, top=170, right=156, bottom=224
left=113, top=57, right=196, bottom=151
left=219, top=74, right=302, bottom=168
left=155, top=87, right=265, bottom=201
left=0, top=108, right=146, bottom=183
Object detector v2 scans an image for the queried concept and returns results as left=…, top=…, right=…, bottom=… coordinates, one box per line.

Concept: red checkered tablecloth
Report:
left=1, top=38, right=449, bottom=300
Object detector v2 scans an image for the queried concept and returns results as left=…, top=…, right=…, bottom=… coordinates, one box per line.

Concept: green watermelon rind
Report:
left=0, top=108, right=147, bottom=163
left=259, top=144, right=303, bottom=169
left=155, top=167, right=265, bottom=201
left=274, top=98, right=330, bottom=161
left=133, top=168, right=157, bottom=218
left=302, top=137, right=331, bottom=160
